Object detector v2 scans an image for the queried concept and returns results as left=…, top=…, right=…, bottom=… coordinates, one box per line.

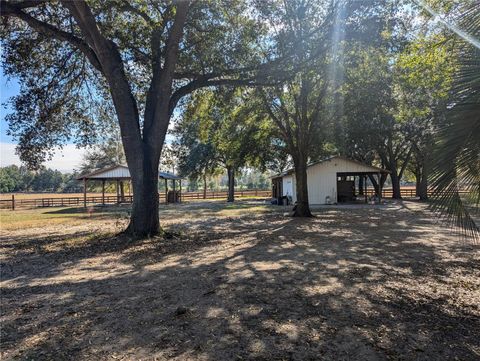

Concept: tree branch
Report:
left=119, top=0, right=155, bottom=26
left=0, top=0, right=102, bottom=72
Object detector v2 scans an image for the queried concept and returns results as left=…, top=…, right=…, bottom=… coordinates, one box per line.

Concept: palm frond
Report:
left=429, top=3, right=480, bottom=242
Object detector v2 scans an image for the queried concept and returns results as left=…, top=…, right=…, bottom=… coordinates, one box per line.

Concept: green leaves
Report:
left=174, top=87, right=274, bottom=179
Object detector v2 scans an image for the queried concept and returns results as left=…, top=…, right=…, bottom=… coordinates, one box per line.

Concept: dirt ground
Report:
left=1, top=200, right=479, bottom=360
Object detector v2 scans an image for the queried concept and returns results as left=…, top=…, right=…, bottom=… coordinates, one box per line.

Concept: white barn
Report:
left=272, top=156, right=389, bottom=205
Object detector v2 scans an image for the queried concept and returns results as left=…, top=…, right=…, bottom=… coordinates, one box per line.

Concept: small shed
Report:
left=77, top=164, right=183, bottom=207
left=272, top=156, right=389, bottom=205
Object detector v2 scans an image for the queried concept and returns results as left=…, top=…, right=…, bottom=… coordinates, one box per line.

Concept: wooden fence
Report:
left=0, top=189, right=272, bottom=210
left=0, top=188, right=469, bottom=210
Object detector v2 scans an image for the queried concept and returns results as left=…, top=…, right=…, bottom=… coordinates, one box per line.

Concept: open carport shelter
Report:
left=77, top=164, right=182, bottom=207
left=272, top=156, right=390, bottom=205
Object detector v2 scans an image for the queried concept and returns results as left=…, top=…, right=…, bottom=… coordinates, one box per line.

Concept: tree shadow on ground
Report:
left=1, top=202, right=479, bottom=360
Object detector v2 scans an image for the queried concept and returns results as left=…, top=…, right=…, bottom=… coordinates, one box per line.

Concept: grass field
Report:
left=1, top=200, right=479, bottom=360
left=0, top=205, right=128, bottom=230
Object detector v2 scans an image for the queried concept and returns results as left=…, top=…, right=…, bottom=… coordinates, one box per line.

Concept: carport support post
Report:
left=102, top=180, right=105, bottom=205
left=364, top=176, right=367, bottom=203
left=116, top=180, right=120, bottom=204
left=173, top=178, right=176, bottom=203
left=378, top=173, right=383, bottom=202
left=83, top=178, right=87, bottom=208
left=179, top=180, right=182, bottom=203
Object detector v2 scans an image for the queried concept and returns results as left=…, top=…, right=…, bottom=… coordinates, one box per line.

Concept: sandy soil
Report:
left=1, top=201, right=479, bottom=360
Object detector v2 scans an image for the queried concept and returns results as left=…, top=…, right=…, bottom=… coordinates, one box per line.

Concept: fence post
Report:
left=11, top=194, right=15, bottom=211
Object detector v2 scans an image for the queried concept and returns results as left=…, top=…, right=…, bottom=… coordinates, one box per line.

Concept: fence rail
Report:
left=0, top=189, right=272, bottom=210
left=0, top=188, right=471, bottom=210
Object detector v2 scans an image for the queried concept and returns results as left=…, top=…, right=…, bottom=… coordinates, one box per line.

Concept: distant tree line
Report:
left=184, top=170, right=271, bottom=193
left=0, top=165, right=80, bottom=193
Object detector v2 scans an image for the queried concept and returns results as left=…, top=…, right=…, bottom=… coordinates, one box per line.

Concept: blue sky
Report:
left=0, top=70, right=19, bottom=143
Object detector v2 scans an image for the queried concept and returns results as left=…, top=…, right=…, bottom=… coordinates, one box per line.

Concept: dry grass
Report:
left=0, top=205, right=129, bottom=231
left=1, top=200, right=479, bottom=360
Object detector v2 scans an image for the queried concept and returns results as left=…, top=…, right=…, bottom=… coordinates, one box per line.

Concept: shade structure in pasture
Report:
left=77, top=165, right=182, bottom=207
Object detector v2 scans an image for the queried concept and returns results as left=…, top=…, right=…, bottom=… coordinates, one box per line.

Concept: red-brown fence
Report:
left=0, top=189, right=272, bottom=210
left=0, top=188, right=470, bottom=210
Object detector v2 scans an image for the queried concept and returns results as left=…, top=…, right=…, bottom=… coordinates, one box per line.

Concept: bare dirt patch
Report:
left=1, top=201, right=479, bottom=360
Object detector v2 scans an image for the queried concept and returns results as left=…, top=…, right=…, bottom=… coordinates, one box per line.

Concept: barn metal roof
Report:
left=271, top=156, right=390, bottom=179
left=77, top=164, right=182, bottom=180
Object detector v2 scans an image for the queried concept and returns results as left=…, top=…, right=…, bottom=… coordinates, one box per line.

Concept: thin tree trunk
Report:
left=203, top=173, right=207, bottom=199
left=418, top=166, right=429, bottom=201
left=414, top=151, right=429, bottom=201
left=119, top=181, right=125, bottom=202
left=227, top=167, right=235, bottom=202
left=415, top=169, right=421, bottom=197
left=358, top=176, right=364, bottom=195
left=293, top=156, right=312, bottom=217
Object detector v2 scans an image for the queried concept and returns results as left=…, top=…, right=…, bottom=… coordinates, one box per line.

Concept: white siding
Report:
left=89, top=166, right=131, bottom=179
left=282, top=175, right=294, bottom=198
left=306, top=163, right=337, bottom=204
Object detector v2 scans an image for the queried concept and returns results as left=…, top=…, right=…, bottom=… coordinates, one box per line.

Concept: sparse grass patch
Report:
left=0, top=206, right=129, bottom=231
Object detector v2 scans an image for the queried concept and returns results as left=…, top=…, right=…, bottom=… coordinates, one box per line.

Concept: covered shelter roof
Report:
left=76, top=164, right=183, bottom=207
left=271, top=156, right=390, bottom=179
left=77, top=164, right=183, bottom=181
left=159, top=171, right=182, bottom=180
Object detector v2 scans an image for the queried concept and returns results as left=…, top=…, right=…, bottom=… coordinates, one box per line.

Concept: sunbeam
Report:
left=415, top=0, right=480, bottom=49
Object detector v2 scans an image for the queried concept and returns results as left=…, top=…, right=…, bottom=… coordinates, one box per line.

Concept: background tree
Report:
left=396, top=34, right=455, bottom=200
left=174, top=114, right=221, bottom=199
left=337, top=45, right=393, bottom=194
left=0, top=165, right=77, bottom=193
left=80, top=138, right=125, bottom=175
left=258, top=0, right=335, bottom=216
left=176, top=88, right=273, bottom=202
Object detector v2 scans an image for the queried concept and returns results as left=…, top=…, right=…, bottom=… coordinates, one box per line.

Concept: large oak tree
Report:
left=1, top=0, right=291, bottom=236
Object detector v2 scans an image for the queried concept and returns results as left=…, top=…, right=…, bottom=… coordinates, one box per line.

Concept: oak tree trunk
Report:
left=293, top=157, right=312, bottom=217
left=125, top=157, right=160, bottom=237
left=390, top=172, right=402, bottom=199
left=227, top=167, right=235, bottom=202
left=368, top=174, right=387, bottom=198
left=415, top=169, right=421, bottom=197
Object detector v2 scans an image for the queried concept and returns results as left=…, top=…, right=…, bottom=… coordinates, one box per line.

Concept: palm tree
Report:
left=429, top=2, right=480, bottom=242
